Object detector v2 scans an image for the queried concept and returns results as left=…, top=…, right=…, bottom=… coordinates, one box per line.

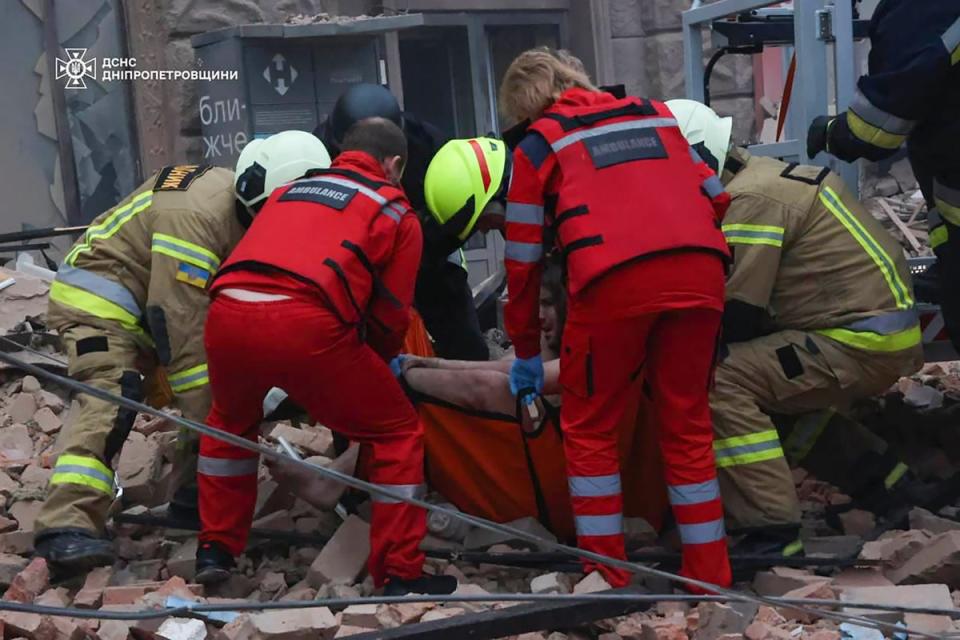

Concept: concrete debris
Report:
left=0, top=302, right=957, bottom=640
left=573, top=571, right=611, bottom=594
left=157, top=617, right=208, bottom=640
left=307, top=514, right=370, bottom=587
left=251, top=607, right=338, bottom=640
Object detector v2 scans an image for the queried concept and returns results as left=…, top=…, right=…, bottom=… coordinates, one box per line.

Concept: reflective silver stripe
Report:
left=507, top=203, right=545, bottom=226
left=569, top=474, right=621, bottom=498
left=55, top=266, right=142, bottom=318
left=382, top=202, right=408, bottom=224
left=575, top=513, right=623, bottom=537
left=935, top=179, right=960, bottom=208
left=53, top=464, right=113, bottom=486
left=309, top=177, right=388, bottom=206
left=372, top=483, right=426, bottom=504
left=843, top=309, right=919, bottom=335
left=552, top=118, right=678, bottom=152
left=678, top=518, right=726, bottom=545
left=702, top=175, right=724, bottom=199
left=150, top=237, right=218, bottom=271
left=197, top=456, right=259, bottom=477
left=943, top=17, right=960, bottom=54
left=505, top=241, right=543, bottom=263
left=668, top=479, right=720, bottom=506
left=714, top=438, right=782, bottom=462
left=849, top=88, right=915, bottom=136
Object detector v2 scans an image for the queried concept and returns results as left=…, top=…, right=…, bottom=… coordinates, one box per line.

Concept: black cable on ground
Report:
left=0, top=340, right=946, bottom=639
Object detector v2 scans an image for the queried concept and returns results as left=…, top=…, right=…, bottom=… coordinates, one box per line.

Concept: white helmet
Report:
left=666, top=99, right=733, bottom=175
left=234, top=130, right=331, bottom=214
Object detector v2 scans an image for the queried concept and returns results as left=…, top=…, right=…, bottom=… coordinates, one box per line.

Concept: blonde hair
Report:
left=499, top=47, right=597, bottom=124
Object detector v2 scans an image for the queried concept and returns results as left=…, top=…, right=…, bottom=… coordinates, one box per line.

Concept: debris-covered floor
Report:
left=1, top=266, right=960, bottom=640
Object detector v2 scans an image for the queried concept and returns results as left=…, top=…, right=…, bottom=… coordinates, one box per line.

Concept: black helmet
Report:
left=329, top=83, right=402, bottom=144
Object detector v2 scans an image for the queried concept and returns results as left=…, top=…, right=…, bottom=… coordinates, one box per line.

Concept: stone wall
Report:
left=606, top=0, right=757, bottom=144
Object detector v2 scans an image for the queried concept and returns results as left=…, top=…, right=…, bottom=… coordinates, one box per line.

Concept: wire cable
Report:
left=0, top=340, right=944, bottom=639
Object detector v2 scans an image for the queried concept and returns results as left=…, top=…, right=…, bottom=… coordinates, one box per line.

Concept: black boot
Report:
left=383, top=574, right=458, bottom=596
left=195, top=540, right=235, bottom=585
left=34, top=530, right=115, bottom=573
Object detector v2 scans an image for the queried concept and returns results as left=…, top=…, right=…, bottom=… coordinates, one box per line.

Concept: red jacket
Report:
left=214, top=151, right=423, bottom=359
left=504, top=88, right=730, bottom=358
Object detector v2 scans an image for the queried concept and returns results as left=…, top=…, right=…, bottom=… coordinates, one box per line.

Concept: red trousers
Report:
left=198, top=294, right=426, bottom=586
left=560, top=265, right=731, bottom=589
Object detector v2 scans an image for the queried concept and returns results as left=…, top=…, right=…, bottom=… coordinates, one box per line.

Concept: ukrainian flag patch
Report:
left=176, top=262, right=210, bottom=288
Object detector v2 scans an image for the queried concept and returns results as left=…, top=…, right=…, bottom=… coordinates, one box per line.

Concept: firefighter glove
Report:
left=806, top=115, right=833, bottom=158
left=389, top=354, right=407, bottom=378
left=509, top=355, right=544, bottom=406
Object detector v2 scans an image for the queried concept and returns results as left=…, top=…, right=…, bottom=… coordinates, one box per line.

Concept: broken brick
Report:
left=692, top=602, right=749, bottom=640
left=18, top=465, right=52, bottom=493
left=0, top=531, right=34, bottom=555
left=252, top=509, right=296, bottom=533
left=31, top=407, right=61, bottom=435
left=333, top=627, right=370, bottom=639
left=117, top=432, right=161, bottom=505
left=269, top=424, right=335, bottom=457
left=420, top=607, right=466, bottom=623
left=19, top=377, right=41, bottom=394
left=0, top=423, right=33, bottom=460
left=74, top=566, right=113, bottom=609
left=573, top=571, right=611, bottom=594
left=0, top=470, right=18, bottom=497
left=909, top=507, right=960, bottom=535
left=744, top=621, right=792, bottom=640
left=307, top=515, right=369, bottom=587
left=7, top=394, right=37, bottom=424
left=10, top=501, right=42, bottom=532
left=838, top=509, right=876, bottom=537
left=887, top=530, right=960, bottom=584
left=3, top=557, right=49, bottom=602
left=530, top=571, right=572, bottom=594
left=0, top=553, right=29, bottom=587
left=34, top=390, right=64, bottom=414
left=166, top=538, right=198, bottom=582
left=778, top=580, right=835, bottom=623
left=340, top=604, right=379, bottom=629
left=251, top=607, right=338, bottom=640
left=0, top=610, right=57, bottom=640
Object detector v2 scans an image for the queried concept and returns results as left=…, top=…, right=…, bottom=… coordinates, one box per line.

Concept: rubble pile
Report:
left=1, top=269, right=960, bottom=638
left=862, top=158, right=930, bottom=258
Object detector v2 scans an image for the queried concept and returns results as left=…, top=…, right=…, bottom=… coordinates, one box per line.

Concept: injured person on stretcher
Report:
left=265, top=257, right=671, bottom=545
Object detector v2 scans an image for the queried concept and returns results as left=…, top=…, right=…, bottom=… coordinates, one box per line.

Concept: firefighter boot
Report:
left=195, top=540, right=235, bottom=585
left=383, top=574, right=458, bottom=596
left=731, top=525, right=804, bottom=558
left=35, top=530, right=115, bottom=573
left=166, top=485, right=200, bottom=529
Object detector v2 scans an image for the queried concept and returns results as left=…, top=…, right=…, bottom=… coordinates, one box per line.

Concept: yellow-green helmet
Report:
left=424, top=137, right=507, bottom=241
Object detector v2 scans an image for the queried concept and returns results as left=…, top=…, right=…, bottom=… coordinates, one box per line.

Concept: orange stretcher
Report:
left=403, top=312, right=669, bottom=543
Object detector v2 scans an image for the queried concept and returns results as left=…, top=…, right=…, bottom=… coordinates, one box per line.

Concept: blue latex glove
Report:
left=509, top=355, right=544, bottom=406
left=389, top=354, right=407, bottom=378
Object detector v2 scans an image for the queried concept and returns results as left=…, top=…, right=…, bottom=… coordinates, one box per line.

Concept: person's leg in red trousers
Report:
left=647, top=308, right=732, bottom=590
left=199, top=296, right=274, bottom=556
left=278, top=318, right=427, bottom=586
left=198, top=296, right=426, bottom=585
left=559, top=313, right=654, bottom=587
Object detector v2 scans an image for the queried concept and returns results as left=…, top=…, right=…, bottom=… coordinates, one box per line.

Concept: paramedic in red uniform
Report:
left=192, top=117, right=457, bottom=597
left=499, top=48, right=733, bottom=589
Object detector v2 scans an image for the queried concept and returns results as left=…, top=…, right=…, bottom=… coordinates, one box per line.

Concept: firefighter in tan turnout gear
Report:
left=35, top=131, right=331, bottom=574
left=669, top=100, right=924, bottom=554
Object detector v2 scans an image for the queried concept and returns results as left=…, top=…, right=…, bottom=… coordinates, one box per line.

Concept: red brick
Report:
left=3, top=557, right=49, bottom=603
